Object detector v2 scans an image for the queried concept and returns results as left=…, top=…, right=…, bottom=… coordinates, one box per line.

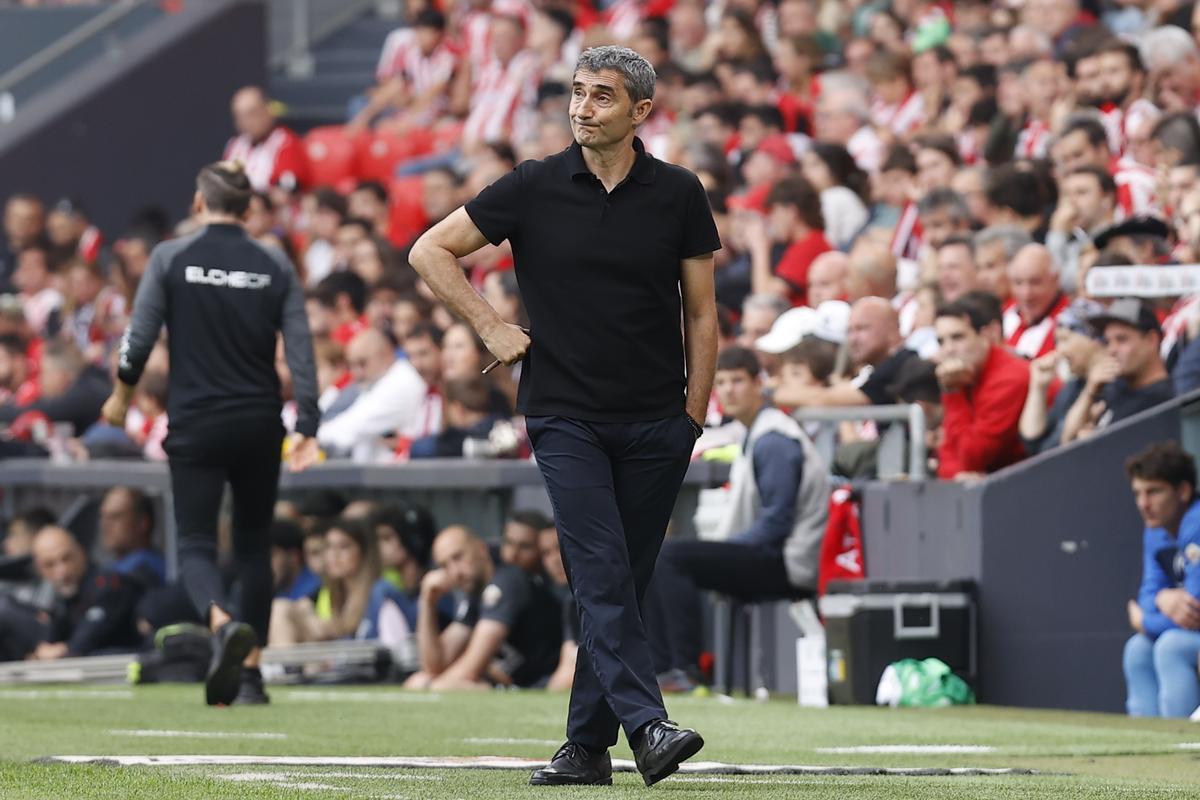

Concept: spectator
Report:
left=61, top=258, right=127, bottom=364
left=1047, top=166, right=1118, bottom=295
left=1122, top=442, right=1200, bottom=718
left=303, top=190, right=349, bottom=288
left=350, top=9, right=458, bottom=132
left=97, top=486, right=164, bottom=586
left=646, top=347, right=828, bottom=690
left=776, top=297, right=915, bottom=409
left=0, top=334, right=38, bottom=406
left=499, top=510, right=551, bottom=576
left=271, top=518, right=320, bottom=601
left=410, top=375, right=505, bottom=458
left=316, top=328, right=429, bottom=462
left=1004, top=244, right=1071, bottom=359
left=461, top=14, right=542, bottom=151
left=737, top=293, right=789, bottom=349
left=441, top=322, right=513, bottom=416
left=0, top=194, right=45, bottom=292
left=223, top=86, right=308, bottom=194
left=405, top=525, right=563, bottom=690
left=1020, top=299, right=1106, bottom=455
left=308, top=270, right=367, bottom=345
left=400, top=322, right=444, bottom=429
left=845, top=239, right=898, bottom=302
left=935, top=293, right=1031, bottom=479
left=363, top=503, right=438, bottom=634
left=935, top=234, right=981, bottom=304
left=46, top=198, right=104, bottom=267
left=0, top=526, right=141, bottom=661
left=814, top=73, right=884, bottom=173
left=268, top=518, right=380, bottom=645
left=973, top=226, right=1032, bottom=307
left=799, top=143, right=870, bottom=249
left=805, top=252, right=849, bottom=307
left=1062, top=299, right=1175, bottom=443
left=0, top=339, right=110, bottom=436
left=751, top=176, right=831, bottom=306
left=917, top=189, right=972, bottom=252
left=3, top=507, right=54, bottom=560
left=13, top=244, right=62, bottom=337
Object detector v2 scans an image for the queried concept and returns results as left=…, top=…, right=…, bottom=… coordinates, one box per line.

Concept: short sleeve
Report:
left=680, top=175, right=722, bottom=259
left=479, top=567, right=531, bottom=628
left=465, top=167, right=524, bottom=246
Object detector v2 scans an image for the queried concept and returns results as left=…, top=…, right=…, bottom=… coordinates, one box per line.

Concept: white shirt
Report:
left=317, top=359, right=428, bottom=462
left=820, top=186, right=869, bottom=250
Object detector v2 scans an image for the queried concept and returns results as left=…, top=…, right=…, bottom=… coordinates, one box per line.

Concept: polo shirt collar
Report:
left=566, top=137, right=657, bottom=185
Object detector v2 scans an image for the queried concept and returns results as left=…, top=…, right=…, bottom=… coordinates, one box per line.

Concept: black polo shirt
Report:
left=465, top=138, right=721, bottom=422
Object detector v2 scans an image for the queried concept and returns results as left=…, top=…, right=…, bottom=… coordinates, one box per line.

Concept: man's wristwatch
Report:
left=685, top=414, right=705, bottom=440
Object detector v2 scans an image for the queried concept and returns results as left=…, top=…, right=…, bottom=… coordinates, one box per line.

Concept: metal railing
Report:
left=0, top=0, right=153, bottom=121
left=793, top=403, right=928, bottom=480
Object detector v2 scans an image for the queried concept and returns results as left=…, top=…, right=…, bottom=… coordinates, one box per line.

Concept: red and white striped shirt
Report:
left=1014, top=118, right=1051, bottom=160
left=224, top=126, right=309, bottom=192
left=1004, top=293, right=1070, bottom=359
left=463, top=50, right=541, bottom=145
left=1112, top=155, right=1159, bottom=219
left=871, top=91, right=925, bottom=138
left=1099, top=99, right=1159, bottom=156
left=890, top=201, right=923, bottom=261
left=377, top=28, right=459, bottom=91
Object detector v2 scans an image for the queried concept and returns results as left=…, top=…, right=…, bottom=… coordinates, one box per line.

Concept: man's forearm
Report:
left=415, top=596, right=445, bottom=676
left=684, top=308, right=717, bottom=422
left=1061, top=385, right=1098, bottom=444
left=409, top=238, right=504, bottom=338
left=1018, top=384, right=1049, bottom=441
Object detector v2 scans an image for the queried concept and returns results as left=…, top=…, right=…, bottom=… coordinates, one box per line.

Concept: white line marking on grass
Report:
left=462, top=738, right=560, bottom=747
left=41, top=755, right=1036, bottom=776
left=816, top=745, right=997, bottom=755
left=277, top=691, right=442, bottom=703
left=0, top=689, right=133, bottom=700
left=108, top=730, right=288, bottom=740
left=1179, top=743, right=1200, bottom=750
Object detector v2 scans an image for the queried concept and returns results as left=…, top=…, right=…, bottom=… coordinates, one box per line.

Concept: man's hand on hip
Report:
left=481, top=321, right=531, bottom=367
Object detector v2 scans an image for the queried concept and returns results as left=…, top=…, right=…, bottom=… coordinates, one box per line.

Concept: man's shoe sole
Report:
left=529, top=770, right=613, bottom=786
left=205, top=625, right=256, bottom=706
left=641, top=732, right=704, bottom=787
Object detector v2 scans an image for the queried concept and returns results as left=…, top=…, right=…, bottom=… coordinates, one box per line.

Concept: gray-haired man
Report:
left=408, top=46, right=719, bottom=786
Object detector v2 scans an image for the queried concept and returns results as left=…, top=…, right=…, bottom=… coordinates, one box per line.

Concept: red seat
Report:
left=357, top=129, right=438, bottom=184
left=304, top=126, right=360, bottom=189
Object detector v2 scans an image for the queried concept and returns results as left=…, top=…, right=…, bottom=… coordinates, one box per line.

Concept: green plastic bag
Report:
left=876, top=657, right=975, bottom=707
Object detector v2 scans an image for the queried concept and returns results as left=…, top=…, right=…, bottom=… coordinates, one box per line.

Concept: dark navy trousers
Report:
left=526, top=414, right=694, bottom=750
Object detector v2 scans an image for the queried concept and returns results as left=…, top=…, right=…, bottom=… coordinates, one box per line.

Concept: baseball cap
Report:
left=810, top=300, right=851, bottom=345
left=754, top=306, right=817, bottom=354
left=755, top=133, right=797, bottom=166
left=1088, top=297, right=1162, bottom=336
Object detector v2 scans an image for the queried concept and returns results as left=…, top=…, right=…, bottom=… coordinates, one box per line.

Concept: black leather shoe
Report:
left=205, top=621, right=256, bottom=706
left=529, top=741, right=613, bottom=786
left=233, top=667, right=270, bottom=705
left=633, top=720, right=704, bottom=787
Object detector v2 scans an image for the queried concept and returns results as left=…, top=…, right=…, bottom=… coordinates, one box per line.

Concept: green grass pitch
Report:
left=1, top=684, right=1198, bottom=798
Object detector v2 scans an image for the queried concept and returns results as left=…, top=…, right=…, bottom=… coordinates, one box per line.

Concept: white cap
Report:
left=811, top=300, right=851, bottom=345
left=754, top=306, right=817, bottom=354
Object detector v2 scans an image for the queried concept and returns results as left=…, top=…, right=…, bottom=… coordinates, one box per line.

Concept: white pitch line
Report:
left=0, top=689, right=133, bottom=700
left=462, top=738, right=561, bottom=747
left=816, top=745, right=997, bottom=755
left=108, top=730, right=288, bottom=741
left=41, top=755, right=1035, bottom=776
left=277, top=691, right=442, bottom=704
left=1179, top=743, right=1200, bottom=750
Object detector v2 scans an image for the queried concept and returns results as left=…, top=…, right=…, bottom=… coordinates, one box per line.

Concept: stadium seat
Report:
left=387, top=175, right=428, bottom=249
left=304, top=126, right=360, bottom=191
left=357, top=129, right=437, bottom=185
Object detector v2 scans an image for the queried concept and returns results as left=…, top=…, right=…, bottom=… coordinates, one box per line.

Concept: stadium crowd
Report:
left=3, top=0, right=1200, bottom=710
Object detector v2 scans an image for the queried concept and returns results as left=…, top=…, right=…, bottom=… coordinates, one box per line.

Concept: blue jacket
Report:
left=1138, top=499, right=1200, bottom=639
